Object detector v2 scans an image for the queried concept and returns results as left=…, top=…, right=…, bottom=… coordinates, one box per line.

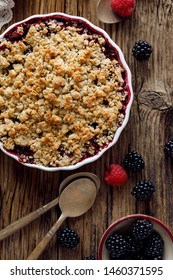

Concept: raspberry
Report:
left=104, top=164, right=128, bottom=186
left=111, top=0, right=135, bottom=18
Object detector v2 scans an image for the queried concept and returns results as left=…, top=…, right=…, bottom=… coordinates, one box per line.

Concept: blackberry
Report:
left=132, top=254, right=145, bottom=260
left=164, top=139, right=173, bottom=159
left=110, top=252, right=131, bottom=260
left=131, top=180, right=155, bottom=201
left=58, top=228, right=80, bottom=249
left=123, top=151, right=145, bottom=172
left=126, top=235, right=143, bottom=254
left=106, top=233, right=129, bottom=258
left=144, top=232, right=164, bottom=259
left=106, top=222, right=164, bottom=260
left=131, top=219, right=153, bottom=240
left=132, top=40, right=153, bottom=61
left=151, top=255, right=163, bottom=260
left=83, top=255, right=95, bottom=260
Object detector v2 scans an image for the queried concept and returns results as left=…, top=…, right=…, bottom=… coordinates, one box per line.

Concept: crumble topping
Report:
left=0, top=17, right=128, bottom=167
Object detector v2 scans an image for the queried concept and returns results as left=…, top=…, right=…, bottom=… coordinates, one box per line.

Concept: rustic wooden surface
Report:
left=0, top=0, right=173, bottom=260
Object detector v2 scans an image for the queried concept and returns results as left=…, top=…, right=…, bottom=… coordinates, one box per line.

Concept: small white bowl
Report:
left=98, top=214, right=173, bottom=260
left=0, top=13, right=133, bottom=171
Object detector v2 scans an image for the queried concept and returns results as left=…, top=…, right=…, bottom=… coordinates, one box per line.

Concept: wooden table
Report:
left=0, top=0, right=173, bottom=260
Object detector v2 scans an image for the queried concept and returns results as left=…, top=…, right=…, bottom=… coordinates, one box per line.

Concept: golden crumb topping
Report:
left=0, top=18, right=128, bottom=167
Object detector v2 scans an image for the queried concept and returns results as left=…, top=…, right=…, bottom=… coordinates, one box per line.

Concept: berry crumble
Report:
left=0, top=15, right=129, bottom=167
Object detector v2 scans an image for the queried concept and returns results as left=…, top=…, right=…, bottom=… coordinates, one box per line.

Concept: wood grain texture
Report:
left=0, top=0, right=173, bottom=259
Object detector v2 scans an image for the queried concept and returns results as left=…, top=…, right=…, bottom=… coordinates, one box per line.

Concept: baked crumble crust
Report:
left=0, top=18, right=128, bottom=167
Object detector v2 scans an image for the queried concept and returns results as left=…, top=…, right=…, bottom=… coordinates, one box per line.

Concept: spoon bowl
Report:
left=27, top=177, right=97, bottom=259
left=59, top=178, right=97, bottom=217
left=59, top=172, right=100, bottom=194
left=97, top=0, right=122, bottom=24
left=0, top=173, right=99, bottom=242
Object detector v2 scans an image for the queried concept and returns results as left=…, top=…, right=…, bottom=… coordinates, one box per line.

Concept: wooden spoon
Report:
left=0, top=173, right=99, bottom=242
left=59, top=172, right=100, bottom=194
left=27, top=178, right=97, bottom=260
left=96, top=0, right=122, bottom=24
left=0, top=196, right=60, bottom=242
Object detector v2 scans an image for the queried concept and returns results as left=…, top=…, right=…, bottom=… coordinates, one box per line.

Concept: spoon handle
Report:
left=27, top=213, right=66, bottom=260
left=0, top=196, right=60, bottom=241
